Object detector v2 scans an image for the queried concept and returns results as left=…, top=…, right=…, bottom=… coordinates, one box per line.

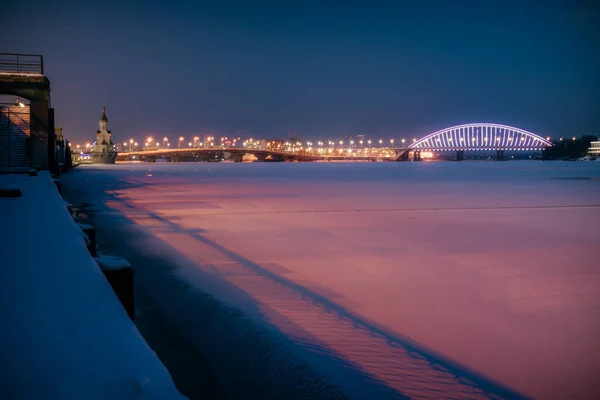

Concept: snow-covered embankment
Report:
left=0, top=172, right=185, bottom=399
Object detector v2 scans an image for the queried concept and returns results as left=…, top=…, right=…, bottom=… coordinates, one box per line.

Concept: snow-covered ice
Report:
left=0, top=172, right=185, bottom=400
left=62, top=161, right=600, bottom=399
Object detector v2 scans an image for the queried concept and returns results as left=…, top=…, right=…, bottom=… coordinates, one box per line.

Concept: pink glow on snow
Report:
left=100, top=162, right=600, bottom=399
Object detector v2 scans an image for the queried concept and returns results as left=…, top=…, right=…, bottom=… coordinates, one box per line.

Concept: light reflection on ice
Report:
left=83, top=161, right=600, bottom=399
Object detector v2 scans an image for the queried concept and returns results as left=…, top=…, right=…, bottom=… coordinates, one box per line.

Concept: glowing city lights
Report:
left=109, top=123, right=552, bottom=162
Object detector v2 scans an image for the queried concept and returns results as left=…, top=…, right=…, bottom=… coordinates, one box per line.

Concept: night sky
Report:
left=3, top=0, right=599, bottom=144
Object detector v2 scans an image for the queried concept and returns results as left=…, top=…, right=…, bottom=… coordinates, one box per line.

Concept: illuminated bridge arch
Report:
left=409, top=123, right=552, bottom=151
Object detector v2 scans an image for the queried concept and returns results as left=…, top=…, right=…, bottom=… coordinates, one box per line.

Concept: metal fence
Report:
left=0, top=53, right=44, bottom=74
left=0, top=104, right=31, bottom=169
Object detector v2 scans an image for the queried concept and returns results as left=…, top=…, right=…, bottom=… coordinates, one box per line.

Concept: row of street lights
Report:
left=140, top=136, right=216, bottom=150
left=115, top=136, right=415, bottom=152
left=72, top=143, right=92, bottom=152
left=72, top=135, right=577, bottom=154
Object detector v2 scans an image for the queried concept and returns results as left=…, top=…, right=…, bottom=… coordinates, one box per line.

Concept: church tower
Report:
left=91, top=106, right=117, bottom=163
left=99, top=106, right=108, bottom=132
left=95, top=106, right=113, bottom=150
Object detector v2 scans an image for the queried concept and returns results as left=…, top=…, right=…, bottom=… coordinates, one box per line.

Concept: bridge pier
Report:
left=541, top=148, right=551, bottom=160
left=232, top=152, right=243, bottom=162
left=395, top=150, right=409, bottom=161
left=171, top=155, right=181, bottom=162
left=456, top=150, right=464, bottom=161
left=496, top=150, right=505, bottom=161
left=412, top=151, right=422, bottom=161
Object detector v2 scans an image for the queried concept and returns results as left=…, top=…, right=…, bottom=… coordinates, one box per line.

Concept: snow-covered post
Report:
left=77, top=223, right=97, bottom=257
left=95, top=255, right=135, bottom=321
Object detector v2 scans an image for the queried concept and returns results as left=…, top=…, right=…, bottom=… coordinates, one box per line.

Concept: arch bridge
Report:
left=406, top=123, right=552, bottom=161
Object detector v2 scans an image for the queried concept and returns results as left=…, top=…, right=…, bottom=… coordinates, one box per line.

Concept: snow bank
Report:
left=0, top=172, right=186, bottom=399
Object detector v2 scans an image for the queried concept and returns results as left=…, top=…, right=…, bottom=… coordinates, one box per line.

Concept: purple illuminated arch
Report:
left=409, top=123, right=553, bottom=151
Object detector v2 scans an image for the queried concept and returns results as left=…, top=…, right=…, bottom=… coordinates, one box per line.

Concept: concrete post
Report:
left=29, top=100, right=50, bottom=170
left=47, top=108, right=56, bottom=174
left=233, top=152, right=244, bottom=162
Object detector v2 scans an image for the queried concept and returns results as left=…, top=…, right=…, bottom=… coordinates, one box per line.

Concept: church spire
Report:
left=100, top=106, right=108, bottom=122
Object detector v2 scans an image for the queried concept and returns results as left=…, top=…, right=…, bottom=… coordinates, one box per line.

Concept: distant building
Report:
left=287, top=137, right=302, bottom=151
left=91, top=106, right=116, bottom=164
left=588, top=138, right=600, bottom=158
left=259, top=139, right=286, bottom=152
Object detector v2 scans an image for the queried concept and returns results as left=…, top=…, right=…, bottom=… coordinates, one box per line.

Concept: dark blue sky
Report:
left=3, top=0, right=599, bottom=143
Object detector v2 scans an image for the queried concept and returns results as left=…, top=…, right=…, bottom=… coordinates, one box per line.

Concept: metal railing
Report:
left=0, top=53, right=44, bottom=74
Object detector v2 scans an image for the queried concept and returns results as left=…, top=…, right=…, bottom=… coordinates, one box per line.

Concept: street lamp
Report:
left=401, top=139, right=405, bottom=144
left=390, top=139, right=394, bottom=146
left=179, top=137, right=184, bottom=149
left=379, top=139, right=383, bottom=147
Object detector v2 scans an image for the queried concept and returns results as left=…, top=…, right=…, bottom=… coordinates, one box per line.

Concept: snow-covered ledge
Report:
left=0, top=172, right=185, bottom=399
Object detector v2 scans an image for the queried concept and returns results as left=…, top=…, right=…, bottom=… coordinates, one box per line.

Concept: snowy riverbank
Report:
left=0, top=172, right=185, bottom=399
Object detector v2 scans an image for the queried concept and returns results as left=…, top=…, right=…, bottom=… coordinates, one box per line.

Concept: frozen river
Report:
left=63, top=161, right=600, bottom=399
